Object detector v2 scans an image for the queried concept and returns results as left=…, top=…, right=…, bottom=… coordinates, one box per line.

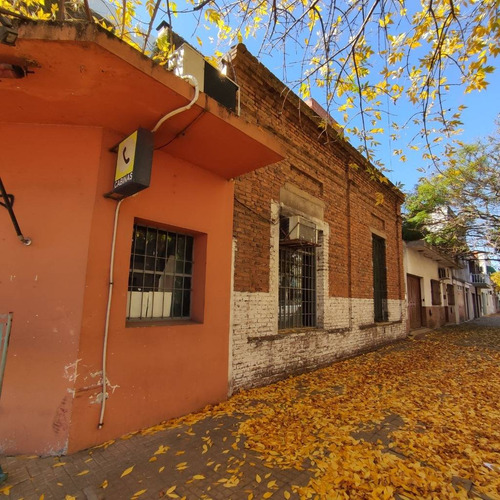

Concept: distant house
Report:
left=225, top=45, right=407, bottom=393
left=456, top=255, right=499, bottom=318
left=404, top=240, right=461, bottom=330
left=404, top=241, right=499, bottom=332
left=0, top=22, right=280, bottom=455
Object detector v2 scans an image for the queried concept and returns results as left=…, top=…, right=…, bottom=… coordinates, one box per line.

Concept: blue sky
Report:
left=91, top=0, right=500, bottom=195
left=167, top=9, right=500, bottom=194
left=248, top=46, right=500, bottom=192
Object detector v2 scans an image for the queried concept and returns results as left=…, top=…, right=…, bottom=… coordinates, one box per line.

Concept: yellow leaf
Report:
left=57, top=483, right=63, bottom=487
left=100, top=480, right=108, bottom=489
left=159, top=466, right=165, bottom=473
left=0, top=485, right=13, bottom=495
left=192, top=475, right=205, bottom=480
left=268, top=480, right=277, bottom=488
left=120, top=465, right=134, bottom=478
left=39, top=495, right=45, bottom=500
left=375, top=192, right=385, bottom=206
left=76, top=470, right=89, bottom=476
left=149, top=456, right=157, bottom=462
left=166, top=486, right=177, bottom=494
left=256, top=474, right=262, bottom=483
left=154, top=445, right=169, bottom=455
left=263, top=493, right=273, bottom=499
left=52, top=462, right=66, bottom=468
left=65, top=496, right=76, bottom=500
left=132, top=489, right=147, bottom=498
left=284, top=492, right=291, bottom=499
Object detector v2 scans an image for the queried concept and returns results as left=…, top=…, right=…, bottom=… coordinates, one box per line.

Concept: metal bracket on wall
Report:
left=0, top=177, right=31, bottom=245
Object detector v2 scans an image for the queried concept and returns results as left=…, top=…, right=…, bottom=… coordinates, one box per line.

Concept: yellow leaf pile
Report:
left=133, top=326, right=500, bottom=498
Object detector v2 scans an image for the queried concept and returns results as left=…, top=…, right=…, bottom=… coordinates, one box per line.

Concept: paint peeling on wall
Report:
left=87, top=371, right=120, bottom=405
left=63, top=358, right=81, bottom=383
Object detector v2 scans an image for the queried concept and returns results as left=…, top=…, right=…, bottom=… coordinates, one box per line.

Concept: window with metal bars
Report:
left=278, top=244, right=317, bottom=330
left=431, top=279, right=442, bottom=305
left=372, top=234, right=388, bottom=322
left=446, top=284, right=455, bottom=305
left=127, top=223, right=194, bottom=320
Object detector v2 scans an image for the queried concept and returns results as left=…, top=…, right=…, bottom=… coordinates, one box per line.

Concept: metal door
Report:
left=407, top=274, right=422, bottom=330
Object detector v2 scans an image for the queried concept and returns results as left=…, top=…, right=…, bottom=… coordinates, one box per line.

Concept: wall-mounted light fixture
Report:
left=0, top=14, right=17, bottom=46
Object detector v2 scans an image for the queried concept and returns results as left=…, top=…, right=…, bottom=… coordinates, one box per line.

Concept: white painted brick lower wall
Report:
left=231, top=294, right=407, bottom=392
left=230, top=200, right=408, bottom=393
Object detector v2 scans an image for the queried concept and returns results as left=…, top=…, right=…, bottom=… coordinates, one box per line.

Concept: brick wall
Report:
left=228, top=45, right=407, bottom=392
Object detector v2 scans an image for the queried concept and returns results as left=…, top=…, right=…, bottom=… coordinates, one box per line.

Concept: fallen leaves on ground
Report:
left=120, top=465, right=135, bottom=478
left=135, top=326, right=500, bottom=499
left=0, top=485, right=12, bottom=496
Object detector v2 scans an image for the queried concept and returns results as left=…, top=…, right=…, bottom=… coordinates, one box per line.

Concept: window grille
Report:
left=447, top=284, right=455, bottom=305
left=372, top=234, right=388, bottom=322
left=431, top=279, right=442, bottom=305
left=128, top=224, right=194, bottom=320
left=278, top=245, right=316, bottom=329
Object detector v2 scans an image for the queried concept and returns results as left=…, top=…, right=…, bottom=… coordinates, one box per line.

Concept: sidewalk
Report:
left=2, top=315, right=500, bottom=499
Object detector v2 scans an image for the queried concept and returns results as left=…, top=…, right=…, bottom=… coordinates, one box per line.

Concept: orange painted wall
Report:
left=67, top=129, right=235, bottom=452
left=0, top=123, right=103, bottom=455
left=0, top=124, right=234, bottom=455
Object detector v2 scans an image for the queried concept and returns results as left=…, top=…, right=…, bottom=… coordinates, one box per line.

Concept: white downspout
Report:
left=98, top=198, right=124, bottom=429
left=98, top=74, right=199, bottom=429
left=151, top=75, right=199, bottom=133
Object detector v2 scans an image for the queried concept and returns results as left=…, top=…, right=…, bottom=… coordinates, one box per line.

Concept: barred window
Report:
left=431, top=279, right=442, bottom=305
left=127, top=224, right=194, bottom=320
left=278, top=245, right=316, bottom=330
left=447, top=284, right=455, bottom=305
left=372, top=234, right=388, bottom=322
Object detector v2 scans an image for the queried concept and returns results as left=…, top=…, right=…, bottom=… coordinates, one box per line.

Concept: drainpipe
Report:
left=395, top=200, right=404, bottom=323
left=345, top=160, right=353, bottom=330
left=98, top=75, right=199, bottom=429
left=98, top=198, right=124, bottom=429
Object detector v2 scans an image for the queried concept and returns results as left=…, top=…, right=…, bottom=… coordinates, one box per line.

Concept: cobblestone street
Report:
left=2, top=315, right=499, bottom=500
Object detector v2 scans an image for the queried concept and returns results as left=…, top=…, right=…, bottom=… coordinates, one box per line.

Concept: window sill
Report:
left=248, top=327, right=320, bottom=342
left=278, top=327, right=320, bottom=335
left=126, top=319, right=202, bottom=328
left=360, top=319, right=402, bottom=330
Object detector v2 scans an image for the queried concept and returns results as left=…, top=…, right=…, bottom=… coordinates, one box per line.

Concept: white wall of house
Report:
left=405, top=245, right=441, bottom=307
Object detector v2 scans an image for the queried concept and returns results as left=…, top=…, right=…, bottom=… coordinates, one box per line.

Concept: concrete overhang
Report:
left=406, top=240, right=459, bottom=268
left=0, top=21, right=283, bottom=179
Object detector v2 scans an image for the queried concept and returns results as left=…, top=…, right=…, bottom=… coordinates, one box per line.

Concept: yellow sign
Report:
left=115, top=131, right=137, bottom=186
left=111, top=128, right=153, bottom=197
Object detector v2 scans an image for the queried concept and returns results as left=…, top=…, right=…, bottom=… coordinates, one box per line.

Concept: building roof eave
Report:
left=0, top=21, right=283, bottom=179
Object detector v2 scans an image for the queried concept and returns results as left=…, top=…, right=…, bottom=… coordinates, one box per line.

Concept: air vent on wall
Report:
left=169, top=43, right=240, bottom=115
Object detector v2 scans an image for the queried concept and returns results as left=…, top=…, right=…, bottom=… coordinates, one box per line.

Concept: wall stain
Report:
left=52, top=394, right=71, bottom=435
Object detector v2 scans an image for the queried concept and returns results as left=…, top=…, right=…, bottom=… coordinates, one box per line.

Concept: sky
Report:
left=91, top=0, right=500, bottom=195
left=248, top=46, right=500, bottom=193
